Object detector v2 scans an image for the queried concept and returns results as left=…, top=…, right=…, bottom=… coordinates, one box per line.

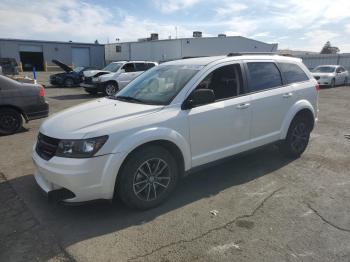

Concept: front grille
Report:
left=314, top=76, right=320, bottom=80
left=36, top=133, right=60, bottom=160
left=84, top=77, right=92, bottom=84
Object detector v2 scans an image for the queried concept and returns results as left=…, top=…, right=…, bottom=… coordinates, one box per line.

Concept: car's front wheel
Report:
left=104, top=82, right=118, bottom=96
left=280, top=115, right=311, bottom=158
left=0, top=108, right=23, bottom=135
left=330, top=78, right=335, bottom=88
left=117, top=145, right=179, bottom=209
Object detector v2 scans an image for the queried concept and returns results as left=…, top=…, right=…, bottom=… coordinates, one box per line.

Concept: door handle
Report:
left=282, top=92, right=293, bottom=98
left=236, top=103, right=250, bottom=109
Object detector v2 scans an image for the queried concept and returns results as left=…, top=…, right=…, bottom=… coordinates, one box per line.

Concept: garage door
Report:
left=19, top=45, right=44, bottom=71
left=72, top=47, right=90, bottom=67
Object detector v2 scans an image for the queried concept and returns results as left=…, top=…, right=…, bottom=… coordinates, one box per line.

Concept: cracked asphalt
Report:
left=0, top=77, right=349, bottom=261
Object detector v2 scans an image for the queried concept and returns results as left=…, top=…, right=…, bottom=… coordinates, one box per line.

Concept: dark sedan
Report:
left=50, top=60, right=95, bottom=87
left=0, top=75, right=49, bottom=135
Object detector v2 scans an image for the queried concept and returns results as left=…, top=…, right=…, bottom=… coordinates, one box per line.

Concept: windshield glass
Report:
left=114, top=64, right=202, bottom=105
left=103, top=63, right=123, bottom=72
left=73, top=67, right=84, bottom=73
left=312, top=66, right=335, bottom=73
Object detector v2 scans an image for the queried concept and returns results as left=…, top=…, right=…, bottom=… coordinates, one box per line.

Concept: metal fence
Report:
left=298, top=53, right=350, bottom=71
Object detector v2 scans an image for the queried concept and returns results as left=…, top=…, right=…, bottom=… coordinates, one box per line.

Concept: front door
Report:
left=186, top=63, right=251, bottom=167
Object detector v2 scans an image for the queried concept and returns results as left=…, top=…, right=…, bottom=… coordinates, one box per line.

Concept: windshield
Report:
left=102, top=63, right=123, bottom=72
left=73, top=67, right=84, bottom=73
left=312, top=66, right=335, bottom=73
left=114, top=64, right=202, bottom=105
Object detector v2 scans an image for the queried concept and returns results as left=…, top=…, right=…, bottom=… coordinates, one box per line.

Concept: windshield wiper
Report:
left=114, top=95, right=144, bottom=103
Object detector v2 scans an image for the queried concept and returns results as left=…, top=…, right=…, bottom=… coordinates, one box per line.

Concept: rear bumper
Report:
left=26, top=102, right=49, bottom=121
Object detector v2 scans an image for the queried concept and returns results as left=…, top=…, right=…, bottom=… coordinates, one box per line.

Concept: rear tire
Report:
left=116, top=145, right=179, bottom=210
left=280, top=115, right=311, bottom=158
left=0, top=108, right=23, bottom=135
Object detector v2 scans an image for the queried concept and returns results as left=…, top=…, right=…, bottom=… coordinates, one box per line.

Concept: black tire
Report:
left=64, top=78, right=75, bottom=87
left=104, top=82, right=118, bottom=96
left=330, top=78, right=335, bottom=88
left=344, top=77, right=348, bottom=86
left=0, top=108, right=23, bottom=135
left=116, top=145, right=179, bottom=210
left=280, top=115, right=311, bottom=158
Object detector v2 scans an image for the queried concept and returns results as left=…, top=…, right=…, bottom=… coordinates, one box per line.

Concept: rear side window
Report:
left=122, top=63, right=135, bottom=72
left=134, top=63, right=147, bottom=71
left=247, top=62, right=282, bottom=92
left=279, top=63, right=309, bottom=84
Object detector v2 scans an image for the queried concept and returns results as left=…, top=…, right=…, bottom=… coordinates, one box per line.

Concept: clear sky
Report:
left=0, top=0, right=349, bottom=52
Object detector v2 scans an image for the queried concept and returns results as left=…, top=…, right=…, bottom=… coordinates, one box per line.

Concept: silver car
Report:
left=311, top=65, right=348, bottom=88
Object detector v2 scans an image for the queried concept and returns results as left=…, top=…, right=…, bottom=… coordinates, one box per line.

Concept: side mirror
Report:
left=182, top=89, right=215, bottom=109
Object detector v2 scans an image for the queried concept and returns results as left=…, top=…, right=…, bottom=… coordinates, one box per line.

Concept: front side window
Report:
left=279, top=63, right=309, bottom=84
left=247, top=62, right=282, bottom=92
left=114, top=65, right=201, bottom=105
left=122, top=63, right=135, bottom=72
left=194, top=64, right=243, bottom=101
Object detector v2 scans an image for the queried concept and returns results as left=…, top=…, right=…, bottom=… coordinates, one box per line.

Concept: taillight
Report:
left=315, top=83, right=320, bottom=91
left=39, top=85, right=45, bottom=97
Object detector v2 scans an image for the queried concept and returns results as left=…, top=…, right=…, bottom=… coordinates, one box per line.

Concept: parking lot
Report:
left=1, top=77, right=350, bottom=261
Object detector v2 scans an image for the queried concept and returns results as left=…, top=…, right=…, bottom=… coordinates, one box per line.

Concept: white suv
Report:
left=81, top=61, right=157, bottom=96
left=33, top=54, right=318, bottom=209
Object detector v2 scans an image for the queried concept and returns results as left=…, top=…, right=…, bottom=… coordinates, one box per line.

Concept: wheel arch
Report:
left=280, top=100, right=315, bottom=139
left=0, top=104, right=28, bottom=122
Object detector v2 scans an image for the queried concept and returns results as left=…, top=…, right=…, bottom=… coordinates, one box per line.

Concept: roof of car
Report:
left=162, top=54, right=301, bottom=66
left=111, top=61, right=157, bottom=64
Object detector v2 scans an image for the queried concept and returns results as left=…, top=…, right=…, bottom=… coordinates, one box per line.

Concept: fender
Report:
left=280, top=99, right=315, bottom=139
left=112, top=127, right=192, bottom=171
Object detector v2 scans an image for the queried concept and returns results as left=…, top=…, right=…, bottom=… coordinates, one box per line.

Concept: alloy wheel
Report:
left=133, top=158, right=171, bottom=201
left=0, top=112, right=20, bottom=133
left=290, top=122, right=309, bottom=154
left=105, top=84, right=117, bottom=96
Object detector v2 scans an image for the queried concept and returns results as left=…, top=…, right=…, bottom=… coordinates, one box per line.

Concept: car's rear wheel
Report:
left=104, top=82, right=118, bottom=96
left=280, top=115, right=311, bottom=158
left=117, top=145, right=179, bottom=210
left=0, top=108, right=23, bottom=135
left=64, top=78, right=75, bottom=87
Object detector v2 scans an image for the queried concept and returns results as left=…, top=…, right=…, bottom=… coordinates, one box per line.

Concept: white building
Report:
left=105, top=34, right=278, bottom=63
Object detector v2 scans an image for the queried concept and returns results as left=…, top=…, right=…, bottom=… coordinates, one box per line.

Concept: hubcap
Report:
left=0, top=112, right=19, bottom=132
left=106, top=84, right=116, bottom=96
left=290, top=122, right=308, bottom=153
left=133, top=158, right=171, bottom=201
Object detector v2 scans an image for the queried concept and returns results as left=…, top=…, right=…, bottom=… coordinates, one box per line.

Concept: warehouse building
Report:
left=105, top=33, right=278, bottom=63
left=0, top=38, right=105, bottom=71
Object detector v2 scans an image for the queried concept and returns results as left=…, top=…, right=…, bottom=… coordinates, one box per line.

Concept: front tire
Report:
left=0, top=108, right=23, bottom=135
left=344, top=77, right=348, bottom=86
left=64, top=78, right=75, bottom=87
left=117, top=145, right=179, bottom=210
left=330, top=78, right=335, bottom=88
left=104, top=82, right=118, bottom=96
left=280, top=115, right=311, bottom=158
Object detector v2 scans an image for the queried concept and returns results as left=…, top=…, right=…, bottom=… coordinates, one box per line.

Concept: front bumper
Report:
left=50, top=78, right=64, bottom=86
left=81, top=82, right=104, bottom=92
left=32, top=147, right=125, bottom=203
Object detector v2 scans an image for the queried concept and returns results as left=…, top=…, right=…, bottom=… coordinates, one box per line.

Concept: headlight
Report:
left=56, top=136, right=108, bottom=158
left=92, top=77, right=101, bottom=83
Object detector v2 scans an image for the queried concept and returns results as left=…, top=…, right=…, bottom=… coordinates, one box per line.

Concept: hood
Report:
left=40, top=98, right=163, bottom=139
left=83, top=70, right=110, bottom=77
left=52, top=59, right=72, bottom=73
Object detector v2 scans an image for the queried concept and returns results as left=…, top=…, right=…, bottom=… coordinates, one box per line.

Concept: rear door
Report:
left=244, top=60, right=296, bottom=146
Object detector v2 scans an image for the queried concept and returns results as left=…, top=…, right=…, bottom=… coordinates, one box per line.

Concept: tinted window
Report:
left=147, top=63, right=156, bottom=69
left=195, top=64, right=243, bottom=101
left=247, top=62, right=282, bottom=91
left=134, top=63, right=147, bottom=71
left=122, top=63, right=135, bottom=72
left=279, top=63, right=309, bottom=84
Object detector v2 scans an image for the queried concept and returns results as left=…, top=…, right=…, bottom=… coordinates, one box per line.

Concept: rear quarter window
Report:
left=279, top=63, right=309, bottom=84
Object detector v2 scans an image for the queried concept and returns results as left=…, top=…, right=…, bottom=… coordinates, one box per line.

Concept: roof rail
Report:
left=227, top=52, right=277, bottom=57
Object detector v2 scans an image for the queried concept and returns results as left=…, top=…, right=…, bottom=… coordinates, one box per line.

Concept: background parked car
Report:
left=0, top=75, right=48, bottom=135
left=311, top=65, right=348, bottom=88
left=0, top=58, right=19, bottom=75
left=49, top=60, right=96, bottom=87
left=82, top=61, right=157, bottom=96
